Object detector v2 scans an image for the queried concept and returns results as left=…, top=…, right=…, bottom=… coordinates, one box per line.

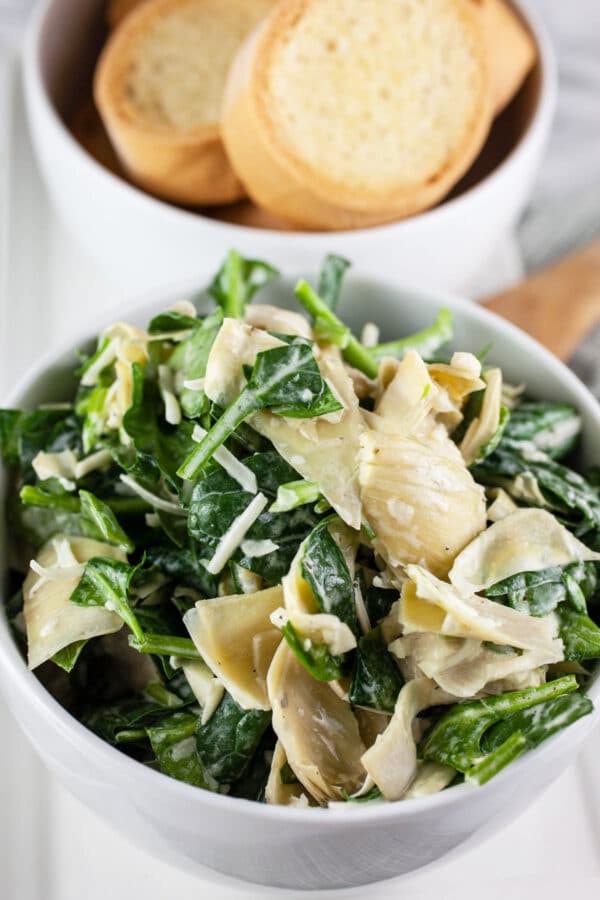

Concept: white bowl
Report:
left=23, top=0, right=556, bottom=298
left=0, top=271, right=599, bottom=891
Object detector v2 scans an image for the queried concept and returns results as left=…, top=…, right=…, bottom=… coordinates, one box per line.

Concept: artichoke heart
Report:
left=358, top=430, right=486, bottom=578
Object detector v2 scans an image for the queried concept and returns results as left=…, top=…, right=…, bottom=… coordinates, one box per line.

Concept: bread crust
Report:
left=96, top=0, right=272, bottom=205
left=222, top=0, right=493, bottom=230
left=106, top=0, right=148, bottom=30
left=469, top=0, right=537, bottom=115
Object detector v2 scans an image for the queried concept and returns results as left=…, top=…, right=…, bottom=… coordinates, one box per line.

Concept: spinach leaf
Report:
left=18, top=484, right=140, bottom=552
left=229, top=729, right=276, bottom=802
left=481, top=692, right=593, bottom=753
left=123, top=364, right=197, bottom=487
left=187, top=466, right=265, bottom=554
left=363, top=583, right=399, bottom=626
left=177, top=341, right=342, bottom=480
left=236, top=450, right=300, bottom=496
left=134, top=602, right=185, bottom=637
left=280, top=620, right=345, bottom=682
left=79, top=490, right=134, bottom=552
left=20, top=484, right=146, bottom=525
left=8, top=489, right=82, bottom=546
left=144, top=543, right=219, bottom=597
left=348, top=628, right=404, bottom=712
left=22, top=411, right=82, bottom=472
left=51, top=640, right=88, bottom=673
left=565, top=560, right=599, bottom=608
left=317, top=254, right=350, bottom=312
left=128, top=633, right=202, bottom=660
left=485, top=561, right=597, bottom=618
left=370, top=308, right=454, bottom=364
left=148, top=311, right=199, bottom=334
left=295, top=280, right=378, bottom=378
left=473, top=446, right=600, bottom=534
left=501, top=401, right=581, bottom=460
left=237, top=505, right=319, bottom=584
left=207, top=403, right=269, bottom=454
left=419, top=676, right=579, bottom=785
left=77, top=336, right=111, bottom=380
left=127, top=602, right=185, bottom=678
left=195, top=692, right=271, bottom=783
left=0, top=409, right=21, bottom=464
left=76, top=382, right=111, bottom=453
left=20, top=483, right=80, bottom=512
left=188, top=453, right=320, bottom=583
left=69, top=557, right=144, bottom=641
left=238, top=337, right=342, bottom=420
left=82, top=689, right=186, bottom=744
left=301, top=521, right=357, bottom=632
left=111, top=442, right=161, bottom=488
left=208, top=250, right=278, bottom=319
left=555, top=605, right=600, bottom=660
left=0, top=407, right=82, bottom=475
left=146, top=711, right=211, bottom=788
left=150, top=509, right=188, bottom=548
left=169, top=310, right=223, bottom=418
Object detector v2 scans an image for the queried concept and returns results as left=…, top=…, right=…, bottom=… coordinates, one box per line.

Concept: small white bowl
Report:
left=0, top=271, right=598, bottom=890
left=22, top=0, right=556, bottom=298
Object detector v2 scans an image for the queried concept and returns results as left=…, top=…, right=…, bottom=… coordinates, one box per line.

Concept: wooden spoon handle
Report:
left=482, top=238, right=600, bottom=360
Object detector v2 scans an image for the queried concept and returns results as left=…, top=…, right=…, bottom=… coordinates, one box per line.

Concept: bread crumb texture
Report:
left=122, top=0, right=274, bottom=130
left=265, top=0, right=485, bottom=192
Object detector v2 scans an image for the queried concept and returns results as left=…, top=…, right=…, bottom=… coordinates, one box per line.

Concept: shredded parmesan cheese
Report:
left=241, top=539, right=279, bottom=558
left=158, top=365, right=182, bottom=425
left=171, top=300, right=197, bottom=317
left=32, top=449, right=78, bottom=490
left=360, top=322, right=380, bottom=348
left=74, top=448, right=113, bottom=479
left=32, top=448, right=113, bottom=488
left=81, top=340, right=118, bottom=386
left=205, top=493, right=268, bottom=574
left=192, top=424, right=257, bottom=493
left=354, top=581, right=371, bottom=635
left=29, top=538, right=87, bottom=597
left=119, top=474, right=186, bottom=516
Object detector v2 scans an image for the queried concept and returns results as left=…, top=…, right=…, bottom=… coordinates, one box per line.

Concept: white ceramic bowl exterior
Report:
left=0, top=274, right=599, bottom=890
left=23, top=0, right=556, bottom=298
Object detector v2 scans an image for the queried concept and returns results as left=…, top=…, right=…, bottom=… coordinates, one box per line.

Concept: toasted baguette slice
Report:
left=106, top=0, right=148, bottom=29
left=95, top=0, right=276, bottom=205
left=222, top=0, right=492, bottom=230
left=469, top=0, right=537, bottom=114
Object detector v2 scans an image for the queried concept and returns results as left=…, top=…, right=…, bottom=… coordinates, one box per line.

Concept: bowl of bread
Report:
left=23, top=0, right=555, bottom=295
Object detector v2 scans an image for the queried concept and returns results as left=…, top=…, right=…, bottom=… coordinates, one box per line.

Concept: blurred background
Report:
left=2, top=0, right=599, bottom=270
left=1, top=2, right=600, bottom=899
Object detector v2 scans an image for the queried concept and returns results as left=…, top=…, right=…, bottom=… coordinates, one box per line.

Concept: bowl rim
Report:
left=22, top=0, right=557, bottom=243
left=0, top=269, right=598, bottom=826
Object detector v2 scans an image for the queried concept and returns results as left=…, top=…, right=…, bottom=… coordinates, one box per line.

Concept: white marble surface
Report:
left=1, top=3, right=600, bottom=897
